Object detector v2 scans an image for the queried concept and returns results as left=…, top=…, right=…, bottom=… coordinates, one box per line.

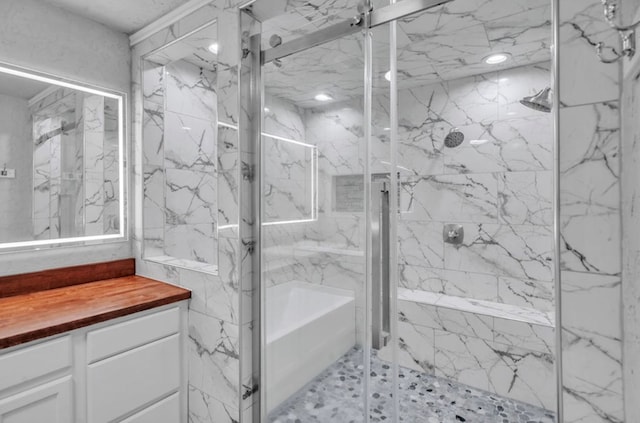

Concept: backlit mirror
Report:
left=0, top=63, right=125, bottom=250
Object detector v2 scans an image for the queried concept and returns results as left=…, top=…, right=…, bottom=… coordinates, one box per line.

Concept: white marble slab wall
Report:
left=142, top=59, right=219, bottom=266
left=393, top=63, right=554, bottom=313
left=559, top=0, right=624, bottom=422
left=133, top=3, right=244, bottom=423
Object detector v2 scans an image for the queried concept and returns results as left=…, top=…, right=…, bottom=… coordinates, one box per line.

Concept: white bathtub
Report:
left=266, top=281, right=356, bottom=413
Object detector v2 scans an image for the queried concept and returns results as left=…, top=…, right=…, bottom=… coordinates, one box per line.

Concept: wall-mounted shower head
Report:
left=444, top=128, right=464, bottom=148
left=520, top=87, right=552, bottom=113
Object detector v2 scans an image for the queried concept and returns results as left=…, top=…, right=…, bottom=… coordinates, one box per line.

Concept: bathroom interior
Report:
left=0, top=0, right=636, bottom=422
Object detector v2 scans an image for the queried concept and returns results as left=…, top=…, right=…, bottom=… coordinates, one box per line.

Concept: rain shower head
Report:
left=520, top=87, right=552, bottom=113
left=444, top=128, right=464, bottom=148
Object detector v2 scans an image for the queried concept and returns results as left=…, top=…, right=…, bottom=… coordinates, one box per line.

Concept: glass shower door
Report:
left=260, top=27, right=369, bottom=422
left=246, top=0, right=557, bottom=421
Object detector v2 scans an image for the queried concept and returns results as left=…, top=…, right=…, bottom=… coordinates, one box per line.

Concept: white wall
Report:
left=0, top=0, right=132, bottom=275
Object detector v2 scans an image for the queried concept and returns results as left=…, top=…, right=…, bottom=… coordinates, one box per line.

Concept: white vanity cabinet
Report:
left=0, top=303, right=188, bottom=423
left=0, top=336, right=73, bottom=422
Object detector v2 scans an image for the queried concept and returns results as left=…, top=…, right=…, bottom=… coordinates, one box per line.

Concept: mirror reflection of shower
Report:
left=520, top=87, right=552, bottom=113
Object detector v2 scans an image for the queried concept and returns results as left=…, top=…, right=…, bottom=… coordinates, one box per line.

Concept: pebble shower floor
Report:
left=268, top=348, right=555, bottom=423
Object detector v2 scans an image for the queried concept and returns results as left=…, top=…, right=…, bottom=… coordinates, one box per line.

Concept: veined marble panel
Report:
left=397, top=220, right=444, bottom=269
left=434, top=331, right=555, bottom=410
left=399, top=266, right=499, bottom=303
left=142, top=61, right=164, bottom=106
left=164, top=111, right=216, bottom=171
left=400, top=173, right=498, bottom=223
left=444, top=223, right=553, bottom=282
left=188, top=311, right=240, bottom=409
left=180, top=267, right=237, bottom=324
left=189, top=385, right=239, bottom=423
left=377, top=320, right=436, bottom=375
left=559, top=0, right=619, bottom=106
left=165, top=223, right=217, bottom=264
left=562, top=271, right=623, bottom=423
left=165, top=168, right=217, bottom=225
left=142, top=100, right=165, bottom=171
left=498, top=276, right=554, bottom=312
left=560, top=102, right=620, bottom=275
left=498, top=170, right=553, bottom=226
left=165, top=60, right=217, bottom=121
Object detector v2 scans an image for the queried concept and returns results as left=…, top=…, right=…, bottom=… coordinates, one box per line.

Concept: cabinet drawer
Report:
left=87, top=307, right=180, bottom=363
left=0, top=376, right=72, bottom=423
left=87, top=334, right=180, bottom=423
left=0, top=337, right=71, bottom=392
left=120, top=393, right=180, bottom=423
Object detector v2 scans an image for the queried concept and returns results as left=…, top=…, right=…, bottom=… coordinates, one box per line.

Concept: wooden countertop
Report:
left=0, top=275, right=191, bottom=349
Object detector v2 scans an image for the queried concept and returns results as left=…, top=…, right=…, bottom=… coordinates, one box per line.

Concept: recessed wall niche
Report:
left=141, top=21, right=219, bottom=273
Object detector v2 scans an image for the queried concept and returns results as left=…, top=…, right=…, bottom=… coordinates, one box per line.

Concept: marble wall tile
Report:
left=400, top=267, right=499, bottom=302
left=180, top=267, right=237, bottom=324
left=398, top=220, right=444, bottom=269
left=559, top=0, right=619, bottom=106
left=188, top=310, right=240, bottom=409
left=434, top=331, right=494, bottom=390
left=561, top=271, right=623, bottom=423
left=399, top=300, right=494, bottom=341
left=444, top=223, right=554, bottom=282
left=560, top=101, right=620, bottom=275
left=142, top=61, right=164, bottom=106
left=378, top=321, right=436, bottom=374
left=165, top=61, right=217, bottom=121
left=485, top=340, right=555, bottom=410
left=400, top=173, right=498, bottom=223
left=498, top=170, right=553, bottom=226
left=165, top=168, right=217, bottom=225
left=189, top=385, right=239, bottom=423
left=498, top=276, right=554, bottom=312
left=432, top=329, right=555, bottom=410
left=142, top=101, right=165, bottom=169
left=165, top=223, right=217, bottom=264
left=493, top=317, right=554, bottom=354
left=164, top=111, right=216, bottom=171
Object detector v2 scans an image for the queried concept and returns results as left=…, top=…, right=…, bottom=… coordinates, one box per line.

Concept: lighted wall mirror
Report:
left=141, top=20, right=219, bottom=274
left=0, top=62, right=126, bottom=251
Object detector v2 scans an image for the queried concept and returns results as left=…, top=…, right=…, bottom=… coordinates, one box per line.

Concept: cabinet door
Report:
left=120, top=393, right=180, bottom=423
left=0, top=376, right=72, bottom=423
left=87, top=334, right=180, bottom=423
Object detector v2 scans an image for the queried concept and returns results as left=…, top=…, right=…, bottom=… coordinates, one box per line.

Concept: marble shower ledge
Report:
left=399, top=288, right=554, bottom=327
left=145, top=255, right=219, bottom=275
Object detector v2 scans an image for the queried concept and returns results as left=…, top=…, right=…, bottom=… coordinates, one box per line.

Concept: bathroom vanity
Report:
left=0, top=259, right=191, bottom=423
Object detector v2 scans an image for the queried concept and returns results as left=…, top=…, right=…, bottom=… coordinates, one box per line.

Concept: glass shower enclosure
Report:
left=239, top=0, right=557, bottom=421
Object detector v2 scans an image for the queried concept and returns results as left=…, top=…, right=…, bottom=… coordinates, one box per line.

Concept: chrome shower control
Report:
left=443, top=224, right=464, bottom=245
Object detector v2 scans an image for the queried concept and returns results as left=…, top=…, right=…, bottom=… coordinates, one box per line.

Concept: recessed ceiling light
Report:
left=484, top=53, right=510, bottom=65
left=182, top=126, right=192, bottom=131
left=264, top=107, right=270, bottom=113
left=314, top=93, right=333, bottom=102
left=383, top=127, right=391, bottom=131
left=385, top=71, right=391, bottom=81
left=208, top=43, right=219, bottom=54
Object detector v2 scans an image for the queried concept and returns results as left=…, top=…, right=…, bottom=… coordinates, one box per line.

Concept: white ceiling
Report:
left=39, top=0, right=192, bottom=34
